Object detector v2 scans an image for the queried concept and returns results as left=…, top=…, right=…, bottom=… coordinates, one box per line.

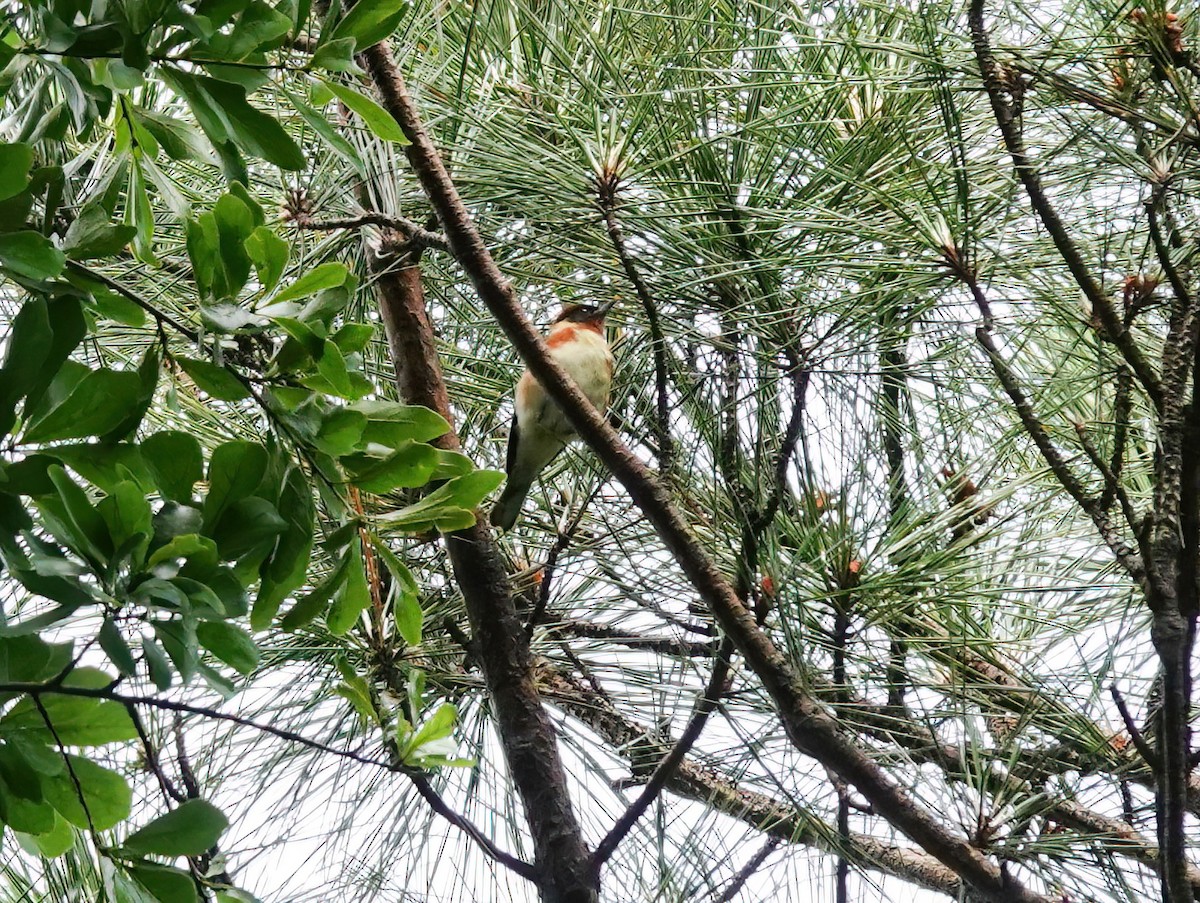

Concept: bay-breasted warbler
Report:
left=490, top=301, right=615, bottom=530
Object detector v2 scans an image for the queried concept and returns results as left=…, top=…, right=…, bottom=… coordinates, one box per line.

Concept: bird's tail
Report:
left=489, top=479, right=533, bottom=531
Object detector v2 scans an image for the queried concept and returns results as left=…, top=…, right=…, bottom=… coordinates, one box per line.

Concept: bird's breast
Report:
left=516, top=327, right=613, bottom=439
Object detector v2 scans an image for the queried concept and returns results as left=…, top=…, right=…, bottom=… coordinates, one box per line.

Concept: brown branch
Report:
left=549, top=620, right=717, bottom=658
left=596, top=171, right=675, bottom=473
left=713, top=837, right=781, bottom=903
left=366, top=239, right=595, bottom=897
left=359, top=30, right=1047, bottom=903
left=289, top=210, right=449, bottom=253
left=969, top=0, right=1163, bottom=410
left=592, top=637, right=734, bottom=868
left=967, top=277, right=1147, bottom=584
left=539, top=667, right=980, bottom=901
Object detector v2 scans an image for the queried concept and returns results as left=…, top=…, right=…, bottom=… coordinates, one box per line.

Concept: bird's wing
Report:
left=505, top=414, right=521, bottom=476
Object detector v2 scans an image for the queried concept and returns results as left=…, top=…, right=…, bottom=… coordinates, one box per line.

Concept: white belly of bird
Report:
left=525, top=330, right=612, bottom=439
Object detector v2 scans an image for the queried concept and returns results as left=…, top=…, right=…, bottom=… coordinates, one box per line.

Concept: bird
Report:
left=490, top=301, right=615, bottom=530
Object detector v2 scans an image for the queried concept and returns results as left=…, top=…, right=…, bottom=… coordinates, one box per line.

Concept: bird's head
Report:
left=554, top=300, right=616, bottom=324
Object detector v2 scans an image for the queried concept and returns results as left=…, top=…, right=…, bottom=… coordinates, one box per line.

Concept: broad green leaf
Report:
left=252, top=467, right=315, bottom=630
left=142, top=637, right=173, bottom=690
left=380, top=471, right=505, bottom=532
left=98, top=617, right=136, bottom=676
left=266, top=262, right=350, bottom=305
left=319, top=79, right=407, bottom=143
left=408, top=703, right=456, bottom=752
left=14, top=810, right=73, bottom=858
left=244, top=226, right=288, bottom=295
left=0, top=297, right=53, bottom=436
left=154, top=620, right=198, bottom=682
left=309, top=37, right=359, bottom=72
left=176, top=357, right=251, bottom=401
left=0, top=692, right=137, bottom=747
left=331, top=323, right=374, bottom=355
left=353, top=401, right=451, bottom=444
left=202, top=441, right=267, bottom=529
left=43, top=443, right=153, bottom=494
left=142, top=432, right=205, bottom=503
left=99, top=344, right=160, bottom=443
left=40, top=465, right=111, bottom=566
left=128, top=861, right=200, bottom=903
left=23, top=369, right=144, bottom=443
left=313, top=408, right=366, bottom=456
left=196, top=622, right=259, bottom=675
left=41, top=755, right=132, bottom=829
left=283, top=89, right=366, bottom=175
left=62, top=202, right=137, bottom=259
left=0, top=636, right=73, bottom=685
left=146, top=534, right=220, bottom=571
left=326, top=536, right=371, bottom=635
left=97, top=480, right=152, bottom=562
left=124, top=798, right=229, bottom=857
left=203, top=1, right=290, bottom=60
left=330, top=0, right=409, bottom=51
left=342, top=443, right=440, bottom=493
left=0, top=144, right=34, bottom=201
left=315, top=340, right=353, bottom=397
left=393, top=588, right=422, bottom=647
left=164, top=69, right=304, bottom=171
left=212, top=497, right=286, bottom=559
left=0, top=231, right=66, bottom=280
left=279, top=562, right=343, bottom=631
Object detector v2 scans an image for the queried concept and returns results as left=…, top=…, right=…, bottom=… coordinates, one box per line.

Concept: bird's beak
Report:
left=594, top=299, right=617, bottom=318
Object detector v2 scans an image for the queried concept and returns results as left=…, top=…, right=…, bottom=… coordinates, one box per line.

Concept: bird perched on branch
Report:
left=490, top=301, right=615, bottom=530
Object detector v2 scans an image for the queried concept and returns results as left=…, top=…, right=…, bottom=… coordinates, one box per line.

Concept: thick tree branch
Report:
left=358, top=39, right=1049, bottom=903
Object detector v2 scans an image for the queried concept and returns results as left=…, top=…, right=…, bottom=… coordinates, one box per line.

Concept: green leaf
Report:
left=211, top=497, right=286, bottom=560
left=204, top=1, right=291, bottom=60
left=202, top=441, right=267, bottom=530
left=319, top=79, right=408, bottom=143
left=40, top=465, right=111, bottom=566
left=315, top=340, right=353, bottom=397
left=22, top=369, right=145, bottom=443
left=283, top=89, right=366, bottom=175
left=0, top=144, right=34, bottom=201
left=381, top=471, right=505, bottom=533
left=97, top=480, right=153, bottom=562
left=0, top=297, right=53, bottom=435
left=40, top=443, right=153, bottom=495
left=142, top=638, right=173, bottom=690
left=176, top=356, right=251, bottom=401
left=279, top=562, right=343, bottom=631
left=0, top=231, right=66, bottom=280
left=154, top=620, right=198, bottom=682
left=326, top=536, right=371, bottom=635
left=128, top=861, right=200, bottom=903
left=313, top=408, right=366, bottom=456
left=14, top=810, right=74, bottom=858
left=393, top=587, right=422, bottom=647
left=330, top=0, right=409, bottom=51
left=196, top=622, right=259, bottom=675
left=342, top=443, right=441, bottom=493
left=266, top=262, right=350, bottom=305
left=98, top=618, right=136, bottom=676
left=0, top=691, right=137, bottom=747
left=124, top=798, right=229, bottom=857
left=252, top=467, right=315, bottom=630
left=146, top=534, right=220, bottom=571
left=331, top=323, right=374, bottom=355
left=41, top=755, right=132, bottom=830
left=142, top=432, right=205, bottom=503
left=353, top=400, right=451, bottom=444
left=164, top=69, right=305, bottom=171
left=0, top=636, right=73, bottom=685
left=244, top=226, right=288, bottom=295
left=309, top=37, right=359, bottom=72
left=62, top=203, right=137, bottom=259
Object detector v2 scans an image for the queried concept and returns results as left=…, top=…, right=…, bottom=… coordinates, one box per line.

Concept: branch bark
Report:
left=358, top=32, right=1048, bottom=903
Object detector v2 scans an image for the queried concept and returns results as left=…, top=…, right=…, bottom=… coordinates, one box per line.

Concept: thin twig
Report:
left=289, top=211, right=449, bottom=253
left=592, top=637, right=734, bottom=868
left=713, top=837, right=781, bottom=902
left=1110, top=684, right=1159, bottom=770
